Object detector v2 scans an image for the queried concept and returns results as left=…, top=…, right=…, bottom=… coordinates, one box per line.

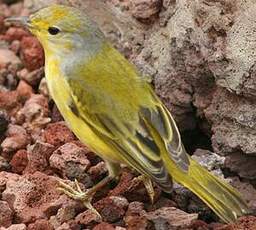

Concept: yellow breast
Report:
left=44, top=57, right=122, bottom=163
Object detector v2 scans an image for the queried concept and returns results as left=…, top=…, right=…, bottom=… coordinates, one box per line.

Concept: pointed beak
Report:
left=4, top=16, right=31, bottom=27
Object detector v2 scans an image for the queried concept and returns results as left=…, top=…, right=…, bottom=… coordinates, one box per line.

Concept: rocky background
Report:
left=0, top=0, right=256, bottom=229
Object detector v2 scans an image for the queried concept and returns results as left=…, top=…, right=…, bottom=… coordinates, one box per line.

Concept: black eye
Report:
left=48, top=26, right=60, bottom=35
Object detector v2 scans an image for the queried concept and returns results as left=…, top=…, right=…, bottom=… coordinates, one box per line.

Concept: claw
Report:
left=137, top=175, right=155, bottom=204
left=57, top=179, right=101, bottom=219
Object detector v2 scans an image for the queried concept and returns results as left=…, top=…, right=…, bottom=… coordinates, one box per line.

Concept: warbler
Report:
left=6, top=5, right=249, bottom=223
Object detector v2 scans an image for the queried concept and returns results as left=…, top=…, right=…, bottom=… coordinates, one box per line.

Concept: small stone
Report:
left=49, top=142, right=91, bottom=182
left=10, top=40, right=20, bottom=54
left=2, top=172, right=61, bottom=223
left=0, top=155, right=11, bottom=171
left=43, top=122, right=75, bottom=147
left=220, top=216, right=256, bottom=230
left=4, top=27, right=29, bottom=42
left=0, top=90, right=19, bottom=112
left=0, top=48, right=21, bottom=68
left=124, top=202, right=147, bottom=230
left=75, top=210, right=100, bottom=227
left=145, top=207, right=198, bottom=229
left=38, top=77, right=49, bottom=97
left=88, top=161, right=107, bottom=181
left=95, top=197, right=126, bottom=223
left=16, top=80, right=33, bottom=101
left=2, top=224, right=27, bottom=230
left=109, top=196, right=129, bottom=210
left=1, top=124, right=30, bottom=153
left=20, top=36, right=44, bottom=71
left=0, top=201, right=13, bottom=227
left=0, top=111, right=9, bottom=137
left=24, top=141, right=54, bottom=174
left=17, top=94, right=50, bottom=138
left=55, top=223, right=70, bottom=230
left=93, top=222, right=115, bottom=230
left=27, top=219, right=53, bottom=230
left=131, top=0, right=162, bottom=20
left=10, top=149, right=28, bottom=174
left=17, top=67, right=44, bottom=86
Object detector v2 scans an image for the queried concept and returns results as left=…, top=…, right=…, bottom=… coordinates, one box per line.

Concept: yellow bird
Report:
left=6, top=5, right=249, bottom=223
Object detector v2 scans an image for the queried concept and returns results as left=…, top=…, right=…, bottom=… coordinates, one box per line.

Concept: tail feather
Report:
left=163, top=154, right=249, bottom=223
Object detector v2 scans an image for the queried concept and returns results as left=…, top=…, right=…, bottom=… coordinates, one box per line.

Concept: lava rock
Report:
left=20, top=36, right=44, bottom=71
left=0, top=201, right=13, bottom=228
left=10, top=149, right=28, bottom=174
left=1, top=124, right=30, bottom=154
left=43, top=122, right=75, bottom=147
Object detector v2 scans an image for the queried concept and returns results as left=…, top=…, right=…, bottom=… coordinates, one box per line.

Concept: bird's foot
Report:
left=57, top=179, right=101, bottom=219
left=137, top=175, right=155, bottom=203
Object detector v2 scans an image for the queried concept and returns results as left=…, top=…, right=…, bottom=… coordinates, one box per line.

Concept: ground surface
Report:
left=0, top=0, right=256, bottom=229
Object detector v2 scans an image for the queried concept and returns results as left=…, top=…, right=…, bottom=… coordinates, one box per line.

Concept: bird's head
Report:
left=5, top=4, right=104, bottom=56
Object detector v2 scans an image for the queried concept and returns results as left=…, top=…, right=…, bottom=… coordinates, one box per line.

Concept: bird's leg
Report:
left=57, top=161, right=121, bottom=219
left=137, top=174, right=155, bottom=203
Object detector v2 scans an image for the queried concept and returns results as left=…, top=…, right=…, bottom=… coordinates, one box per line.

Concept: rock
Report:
left=17, top=67, right=44, bottom=86
left=0, top=171, right=20, bottom=193
left=10, top=40, right=20, bottom=54
left=93, top=222, right=115, bottom=230
left=1, top=124, right=30, bottom=154
left=20, top=36, right=44, bottom=71
left=50, top=104, right=63, bottom=122
left=225, top=152, right=256, bottom=180
left=94, top=197, right=126, bottom=223
left=75, top=210, right=100, bottom=228
left=192, top=149, right=225, bottom=177
left=43, top=122, right=75, bottom=147
left=88, top=161, right=107, bottom=181
left=230, top=177, right=256, bottom=212
left=27, top=219, right=53, bottom=230
left=38, top=77, right=49, bottom=97
left=24, top=141, right=54, bottom=174
left=3, top=27, right=29, bottom=42
left=220, top=216, right=256, bottom=230
left=49, top=142, right=90, bottom=182
left=0, top=155, right=11, bottom=171
left=0, top=48, right=21, bottom=68
left=205, top=87, right=256, bottom=156
left=1, top=224, right=27, bottom=230
left=17, top=94, right=50, bottom=139
left=124, top=201, right=147, bottom=230
left=0, top=110, right=9, bottom=136
left=0, top=90, right=20, bottom=113
left=2, top=172, right=61, bottom=223
left=145, top=207, right=198, bottom=229
left=16, top=80, right=33, bottom=101
left=10, top=149, right=28, bottom=174
left=131, top=0, right=162, bottom=20
left=0, top=201, right=13, bottom=227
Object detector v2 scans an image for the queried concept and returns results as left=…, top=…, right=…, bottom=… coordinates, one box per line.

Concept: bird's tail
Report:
left=163, top=154, right=249, bottom=223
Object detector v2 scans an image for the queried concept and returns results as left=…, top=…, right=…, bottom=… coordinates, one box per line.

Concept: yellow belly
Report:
left=45, top=59, right=122, bottom=163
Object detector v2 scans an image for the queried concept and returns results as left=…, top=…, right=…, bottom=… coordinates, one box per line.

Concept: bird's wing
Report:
left=67, top=79, right=171, bottom=191
left=67, top=74, right=190, bottom=190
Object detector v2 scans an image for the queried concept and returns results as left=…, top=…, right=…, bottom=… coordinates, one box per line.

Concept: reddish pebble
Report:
left=10, top=40, right=21, bottom=54
left=27, top=219, right=54, bottom=230
left=43, top=122, right=75, bottom=147
left=20, top=36, right=44, bottom=71
left=16, top=80, right=33, bottom=101
left=75, top=210, right=100, bottom=228
left=0, top=90, right=19, bottom=111
left=93, top=222, right=115, bottom=230
left=4, top=27, right=30, bottom=42
left=0, top=201, right=13, bottom=228
left=10, top=149, right=28, bottom=174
